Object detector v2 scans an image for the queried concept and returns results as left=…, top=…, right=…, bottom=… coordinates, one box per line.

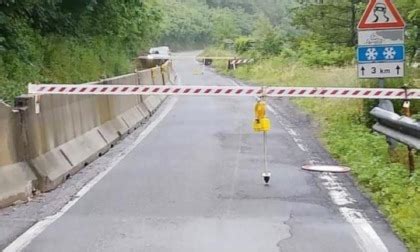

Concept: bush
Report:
left=235, top=37, right=254, bottom=54
left=255, top=31, right=284, bottom=56
left=298, top=38, right=354, bottom=67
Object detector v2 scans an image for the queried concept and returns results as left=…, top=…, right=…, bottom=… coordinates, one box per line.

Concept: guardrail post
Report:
left=408, top=147, right=415, bottom=174
left=402, top=86, right=415, bottom=174
left=378, top=79, right=397, bottom=151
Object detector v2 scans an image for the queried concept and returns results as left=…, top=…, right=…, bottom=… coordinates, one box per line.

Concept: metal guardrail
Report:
left=370, top=107, right=420, bottom=174
left=370, top=107, right=420, bottom=149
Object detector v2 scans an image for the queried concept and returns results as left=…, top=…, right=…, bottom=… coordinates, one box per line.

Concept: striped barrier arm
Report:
left=28, top=84, right=420, bottom=100
left=230, top=59, right=255, bottom=65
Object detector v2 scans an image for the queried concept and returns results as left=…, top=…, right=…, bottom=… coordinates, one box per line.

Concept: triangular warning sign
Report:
left=358, top=0, right=405, bottom=30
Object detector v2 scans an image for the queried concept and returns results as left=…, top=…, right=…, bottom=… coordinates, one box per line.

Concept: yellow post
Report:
left=252, top=98, right=271, bottom=184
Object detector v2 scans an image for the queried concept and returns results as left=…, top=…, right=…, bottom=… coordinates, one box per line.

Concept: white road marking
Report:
left=287, top=129, right=298, bottom=136
left=266, top=104, right=277, bottom=115
left=296, top=143, right=308, bottom=152
left=320, top=173, right=356, bottom=206
left=340, top=207, right=389, bottom=252
left=3, top=97, right=179, bottom=252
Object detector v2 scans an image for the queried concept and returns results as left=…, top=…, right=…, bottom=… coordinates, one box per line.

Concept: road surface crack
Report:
left=276, top=211, right=294, bottom=252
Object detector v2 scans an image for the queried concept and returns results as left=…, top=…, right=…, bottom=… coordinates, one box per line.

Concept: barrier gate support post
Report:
left=263, top=129, right=269, bottom=184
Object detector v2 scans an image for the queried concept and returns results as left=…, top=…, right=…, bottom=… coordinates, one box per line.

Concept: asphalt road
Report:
left=2, top=52, right=406, bottom=251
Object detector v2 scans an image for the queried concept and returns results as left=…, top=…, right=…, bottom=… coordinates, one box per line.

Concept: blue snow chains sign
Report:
left=357, top=45, right=405, bottom=63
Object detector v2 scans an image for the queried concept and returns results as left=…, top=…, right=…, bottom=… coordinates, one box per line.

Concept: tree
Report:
left=252, top=15, right=285, bottom=55
left=292, top=0, right=365, bottom=47
left=157, top=0, right=212, bottom=49
left=210, top=8, right=241, bottom=42
left=394, top=0, right=420, bottom=63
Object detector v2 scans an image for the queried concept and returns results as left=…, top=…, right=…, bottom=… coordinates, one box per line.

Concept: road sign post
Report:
left=357, top=0, right=406, bottom=79
left=358, top=0, right=406, bottom=151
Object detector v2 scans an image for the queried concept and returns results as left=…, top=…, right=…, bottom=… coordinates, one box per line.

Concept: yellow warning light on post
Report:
left=253, top=118, right=271, bottom=132
left=253, top=100, right=271, bottom=132
left=255, top=101, right=266, bottom=120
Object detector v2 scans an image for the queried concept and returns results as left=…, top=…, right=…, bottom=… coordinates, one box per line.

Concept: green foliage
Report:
left=298, top=36, right=354, bottom=67
left=256, top=31, right=284, bottom=56
left=234, top=37, right=253, bottom=53
left=0, top=0, right=161, bottom=104
left=251, top=16, right=285, bottom=56
left=210, top=8, right=242, bottom=43
left=0, top=34, right=135, bottom=104
left=205, top=0, right=256, bottom=13
left=292, top=0, right=365, bottom=47
left=206, top=0, right=294, bottom=25
left=157, top=0, right=212, bottom=49
left=157, top=0, right=293, bottom=49
left=394, top=0, right=420, bottom=62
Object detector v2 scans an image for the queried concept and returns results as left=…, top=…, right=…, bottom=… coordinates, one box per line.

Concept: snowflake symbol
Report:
left=383, top=47, right=396, bottom=60
left=365, top=48, right=378, bottom=60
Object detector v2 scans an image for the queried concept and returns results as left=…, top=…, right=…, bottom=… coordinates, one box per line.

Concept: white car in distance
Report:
left=147, top=46, right=171, bottom=59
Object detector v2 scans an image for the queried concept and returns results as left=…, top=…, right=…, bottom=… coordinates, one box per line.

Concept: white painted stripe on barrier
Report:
left=28, top=84, right=420, bottom=100
left=230, top=59, right=254, bottom=65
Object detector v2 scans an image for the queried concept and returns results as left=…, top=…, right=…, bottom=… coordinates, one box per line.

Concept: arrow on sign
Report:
left=358, top=62, right=404, bottom=78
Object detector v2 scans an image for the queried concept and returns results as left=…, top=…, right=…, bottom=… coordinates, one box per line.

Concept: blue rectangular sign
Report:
left=357, top=45, right=405, bottom=63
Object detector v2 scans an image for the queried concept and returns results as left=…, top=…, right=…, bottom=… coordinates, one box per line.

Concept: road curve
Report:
left=4, top=52, right=406, bottom=252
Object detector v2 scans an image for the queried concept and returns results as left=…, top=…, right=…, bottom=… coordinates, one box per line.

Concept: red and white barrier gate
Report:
left=28, top=84, right=420, bottom=100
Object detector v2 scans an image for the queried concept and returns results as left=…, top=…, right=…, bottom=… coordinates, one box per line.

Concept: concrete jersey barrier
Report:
left=0, top=101, right=37, bottom=208
left=0, top=59, right=172, bottom=208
